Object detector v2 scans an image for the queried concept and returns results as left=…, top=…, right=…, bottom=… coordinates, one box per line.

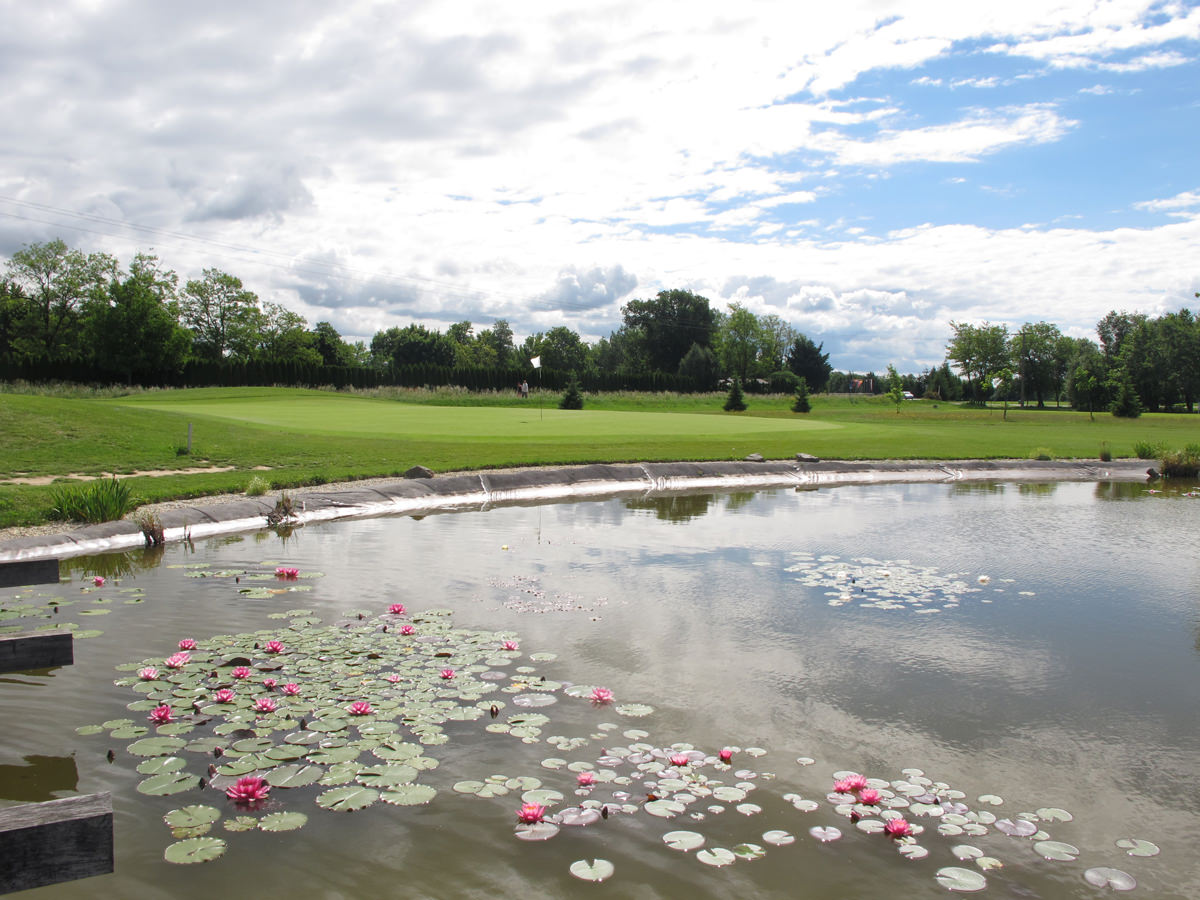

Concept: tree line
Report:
left=1, top=239, right=1194, bottom=414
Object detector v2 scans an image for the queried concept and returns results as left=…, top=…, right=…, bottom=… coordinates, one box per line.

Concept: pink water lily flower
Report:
left=388, top=603, right=407, bottom=615
left=590, top=687, right=614, bottom=704
left=386, top=674, right=402, bottom=684
left=177, top=638, right=197, bottom=651
left=280, top=682, right=301, bottom=696
left=719, top=749, right=733, bottom=763
left=884, top=817, right=913, bottom=838
left=517, top=802, right=546, bottom=824
left=669, top=753, right=690, bottom=767
left=92, top=576, right=105, bottom=587
left=859, top=788, right=881, bottom=805
left=399, top=624, right=415, bottom=636
left=164, top=652, right=190, bottom=669
left=842, top=773, right=869, bottom=792
left=148, top=704, right=173, bottom=725
left=231, top=666, right=252, bottom=679
left=502, top=640, right=519, bottom=651
left=440, top=668, right=455, bottom=680
left=275, top=567, right=299, bottom=579
left=577, top=771, right=597, bottom=787
left=253, top=697, right=277, bottom=714
left=226, top=775, right=270, bottom=805
left=348, top=701, right=373, bottom=716
left=213, top=688, right=235, bottom=703
left=264, top=640, right=285, bottom=654
left=262, top=677, right=277, bottom=690
left=137, top=667, right=159, bottom=681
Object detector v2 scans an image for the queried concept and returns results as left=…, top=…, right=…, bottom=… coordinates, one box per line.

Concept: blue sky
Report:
left=1, top=1, right=1197, bottom=373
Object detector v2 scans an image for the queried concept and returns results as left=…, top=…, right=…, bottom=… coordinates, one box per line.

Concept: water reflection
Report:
left=0, top=753, right=79, bottom=802
left=60, top=546, right=167, bottom=580
left=624, top=492, right=719, bottom=522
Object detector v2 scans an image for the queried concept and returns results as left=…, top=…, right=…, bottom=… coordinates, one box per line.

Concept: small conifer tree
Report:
left=1108, top=369, right=1143, bottom=418
left=723, top=377, right=747, bottom=412
left=791, top=376, right=811, bottom=413
left=558, top=377, right=584, bottom=410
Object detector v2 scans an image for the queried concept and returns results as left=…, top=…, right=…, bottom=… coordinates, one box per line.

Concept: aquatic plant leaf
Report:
left=356, top=765, right=418, bottom=788
left=994, top=818, right=1037, bottom=837
left=522, top=789, right=564, bottom=806
left=975, top=857, right=1003, bottom=870
left=75, top=725, right=103, bottom=736
left=307, top=746, right=361, bottom=765
left=557, top=807, right=601, bottom=826
left=761, top=829, right=794, bottom=846
left=697, top=848, right=736, bottom=867
left=1034, top=841, right=1079, bottom=861
left=977, top=794, right=1003, bottom=806
left=138, top=756, right=186, bottom=775
left=258, top=812, right=308, bottom=832
left=1034, top=807, right=1072, bottom=822
left=163, top=805, right=220, bottom=829
left=736, top=803, right=762, bottom=816
left=644, top=799, right=686, bottom=818
left=127, top=736, right=186, bottom=757
left=615, top=703, right=653, bottom=717
left=934, top=867, right=987, bottom=892
left=1083, top=868, right=1136, bottom=891
left=809, top=826, right=842, bottom=842
left=316, top=786, right=379, bottom=811
left=664, top=830, right=706, bottom=851
left=164, top=836, right=226, bottom=864
left=734, top=843, right=765, bottom=860
left=567, top=858, right=614, bottom=882
left=266, top=765, right=324, bottom=788
left=1115, top=838, right=1159, bottom=857
left=137, top=772, right=201, bottom=795
left=898, top=843, right=929, bottom=860
left=952, top=845, right=983, bottom=860
left=514, top=822, right=559, bottom=841
left=381, top=784, right=437, bottom=805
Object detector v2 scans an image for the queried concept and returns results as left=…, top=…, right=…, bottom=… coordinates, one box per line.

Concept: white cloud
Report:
left=1134, top=189, right=1200, bottom=211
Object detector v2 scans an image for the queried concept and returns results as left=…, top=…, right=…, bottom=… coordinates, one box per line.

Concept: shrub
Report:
left=1160, top=445, right=1200, bottom=478
left=245, top=475, right=271, bottom=496
left=1133, top=440, right=1164, bottom=460
left=134, top=509, right=165, bottom=546
left=558, top=378, right=584, bottom=410
left=1108, top=370, right=1143, bottom=418
left=768, top=370, right=799, bottom=393
left=49, top=476, right=138, bottom=524
left=1029, top=447, right=1054, bottom=461
left=791, top=377, right=811, bottom=414
left=723, top=377, right=747, bottom=412
left=1098, top=442, right=1112, bottom=462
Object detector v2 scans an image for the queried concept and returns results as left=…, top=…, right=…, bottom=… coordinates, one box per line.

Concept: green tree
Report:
left=990, top=367, right=1014, bottom=419
left=677, top=342, right=720, bottom=391
left=886, top=364, right=905, bottom=413
left=390, top=324, right=456, bottom=367
left=723, top=376, right=747, bottom=412
left=558, top=377, right=584, bottom=410
left=785, top=334, right=832, bottom=391
left=477, top=319, right=515, bottom=369
left=946, top=321, right=1010, bottom=401
left=791, top=376, right=811, bottom=413
left=1160, top=308, right=1200, bottom=412
left=4, top=239, right=118, bottom=360
left=180, top=268, right=260, bottom=361
left=1108, top=367, right=1143, bottom=418
left=0, top=279, right=26, bottom=363
left=1011, top=322, right=1063, bottom=408
left=1097, top=310, right=1146, bottom=362
left=258, top=302, right=321, bottom=366
left=311, top=321, right=354, bottom=367
left=1116, top=319, right=1165, bottom=411
left=620, top=289, right=716, bottom=373
left=521, top=326, right=587, bottom=373
left=717, top=303, right=762, bottom=380
left=757, top=314, right=795, bottom=374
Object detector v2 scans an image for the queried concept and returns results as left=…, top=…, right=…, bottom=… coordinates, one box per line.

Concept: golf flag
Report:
left=530, top=356, right=542, bottom=369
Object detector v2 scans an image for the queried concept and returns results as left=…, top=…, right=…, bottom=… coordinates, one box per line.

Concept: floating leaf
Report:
left=163, top=805, right=221, bottom=829
left=137, top=756, right=187, bottom=775
left=696, top=848, right=736, bottom=867
left=138, top=772, right=201, bottom=796
left=381, top=784, right=437, bottom=806
left=1115, top=838, right=1160, bottom=857
left=1035, top=807, right=1073, bottom=822
left=557, top=807, right=601, bottom=827
left=645, top=799, right=686, bottom=819
left=977, top=794, right=1003, bottom=806
left=809, top=826, right=842, bottom=842
left=259, top=812, right=307, bottom=832
left=663, top=830, right=706, bottom=851
left=995, top=818, right=1037, bottom=837
left=898, top=843, right=929, bottom=860
left=127, top=736, right=186, bottom=757
left=266, top=765, right=324, bottom=788
left=1034, top=841, right=1079, bottom=861
left=222, top=815, right=258, bottom=832
left=75, top=725, right=103, bottom=736
left=569, top=859, right=613, bottom=882
left=934, top=867, right=988, bottom=892
left=315, top=786, right=379, bottom=811
left=1083, top=868, right=1136, bottom=891
left=733, top=843, right=765, bottom=860
left=514, top=822, right=560, bottom=841
left=163, top=837, right=226, bottom=864
left=356, top=765, right=418, bottom=789
left=615, top=703, right=654, bottom=717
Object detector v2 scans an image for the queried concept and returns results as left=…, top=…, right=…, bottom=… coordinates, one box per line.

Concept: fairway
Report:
left=111, top=392, right=841, bottom=441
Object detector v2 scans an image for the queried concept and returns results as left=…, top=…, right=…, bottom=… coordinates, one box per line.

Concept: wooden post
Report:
left=0, top=631, right=73, bottom=673
left=0, top=793, right=113, bottom=893
left=0, top=559, right=59, bottom=589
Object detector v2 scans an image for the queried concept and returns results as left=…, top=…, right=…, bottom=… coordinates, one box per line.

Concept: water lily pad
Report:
left=257, top=811, right=307, bottom=832
left=663, top=830, right=706, bottom=851
left=569, top=858, right=613, bottom=882
left=1115, top=838, right=1160, bottom=857
left=522, top=789, right=564, bottom=806
left=514, top=821, right=560, bottom=841
left=379, top=783, right=437, bottom=806
left=163, top=805, right=220, bottom=829
left=222, top=816, right=258, bottom=833
left=356, top=764, right=418, bottom=788
left=75, top=724, right=103, bottom=736
left=138, top=771, right=202, bottom=795
left=734, top=843, right=765, bottom=860
left=935, top=867, right=988, bottom=892
left=995, top=817, right=1037, bottom=837
left=736, top=803, right=762, bottom=816
left=1034, top=840, right=1079, bottom=861
left=316, top=786, right=379, bottom=811
left=1035, top=806, right=1073, bottom=822
left=1083, top=868, right=1136, bottom=891
left=615, top=703, right=654, bottom=717
left=266, top=764, right=324, bottom=788
left=138, top=756, right=187, bottom=775
left=645, top=799, right=686, bottom=818
left=127, top=736, right=187, bottom=757
left=164, top=836, right=226, bottom=864
left=697, top=848, right=736, bottom=867
left=809, top=826, right=842, bottom=842
left=898, top=843, right=929, bottom=860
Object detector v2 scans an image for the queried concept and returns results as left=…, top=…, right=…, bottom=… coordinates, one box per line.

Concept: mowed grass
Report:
left=0, top=385, right=1190, bottom=528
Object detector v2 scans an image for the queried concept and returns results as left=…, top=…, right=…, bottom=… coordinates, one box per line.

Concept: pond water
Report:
left=2, top=481, right=1198, bottom=899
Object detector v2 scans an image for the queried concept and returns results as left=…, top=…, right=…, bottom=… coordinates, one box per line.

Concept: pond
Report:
left=2, top=480, right=1198, bottom=899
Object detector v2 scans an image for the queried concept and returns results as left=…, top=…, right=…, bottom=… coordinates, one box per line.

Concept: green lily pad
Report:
left=935, top=867, right=987, bottom=892
left=259, top=812, right=308, bottom=832
left=1035, top=807, right=1073, bottom=822
left=697, top=848, right=736, bottom=867
left=356, top=765, right=418, bottom=788
left=381, top=784, right=437, bottom=806
left=569, top=858, right=614, bottom=882
left=127, top=736, right=187, bottom=757
left=1115, top=838, right=1160, bottom=857
left=75, top=724, right=103, bottom=736
left=163, top=836, right=227, bottom=864
left=307, top=746, right=361, bottom=765
left=663, top=830, right=706, bottom=851
left=615, top=703, right=654, bottom=717
left=316, top=786, right=379, bottom=811
left=1034, top=841, right=1079, bottom=861
left=137, top=756, right=187, bottom=775
left=1083, top=868, right=1136, bottom=891
left=762, top=830, right=794, bottom=846
left=266, top=764, right=324, bottom=788
left=733, top=843, right=765, bottom=860
left=137, top=771, right=202, bottom=795
left=163, top=805, right=221, bottom=829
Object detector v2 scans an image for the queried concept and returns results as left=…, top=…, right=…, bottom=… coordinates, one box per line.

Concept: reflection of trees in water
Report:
left=624, top=493, right=718, bottom=523
left=950, top=483, right=1005, bottom=495
left=0, top=754, right=79, bottom=803
left=1094, top=481, right=1162, bottom=501
left=1017, top=482, right=1058, bottom=496
left=724, top=492, right=758, bottom=512
left=62, top=545, right=166, bottom=580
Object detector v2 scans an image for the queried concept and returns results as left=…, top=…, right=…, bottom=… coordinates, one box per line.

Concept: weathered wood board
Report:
left=0, top=630, right=74, bottom=674
left=0, top=793, right=114, bottom=893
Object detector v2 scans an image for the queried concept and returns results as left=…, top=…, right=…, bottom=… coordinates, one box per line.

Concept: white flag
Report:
left=530, top=356, right=542, bottom=369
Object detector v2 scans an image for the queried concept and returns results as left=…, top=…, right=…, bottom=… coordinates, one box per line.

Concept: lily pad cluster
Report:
left=166, top=562, right=320, bottom=600
left=486, top=574, right=610, bottom=615
left=784, top=554, right=1024, bottom=612
left=0, top=577, right=146, bottom=639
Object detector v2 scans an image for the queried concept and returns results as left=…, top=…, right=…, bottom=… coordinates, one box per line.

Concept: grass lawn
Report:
left=0, top=385, right=1189, bottom=528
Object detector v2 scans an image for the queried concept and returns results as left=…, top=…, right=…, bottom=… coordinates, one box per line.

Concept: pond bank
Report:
left=0, top=458, right=1152, bottom=563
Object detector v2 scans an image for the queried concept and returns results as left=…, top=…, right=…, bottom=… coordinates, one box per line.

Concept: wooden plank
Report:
left=0, top=793, right=113, bottom=894
left=0, top=559, right=59, bottom=589
left=0, top=631, right=74, bottom=673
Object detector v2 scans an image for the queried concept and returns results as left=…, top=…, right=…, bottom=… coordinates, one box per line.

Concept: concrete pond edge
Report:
left=0, top=458, right=1153, bottom=563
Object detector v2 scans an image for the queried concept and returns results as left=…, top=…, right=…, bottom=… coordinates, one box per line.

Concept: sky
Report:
left=1, top=0, right=1198, bottom=373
